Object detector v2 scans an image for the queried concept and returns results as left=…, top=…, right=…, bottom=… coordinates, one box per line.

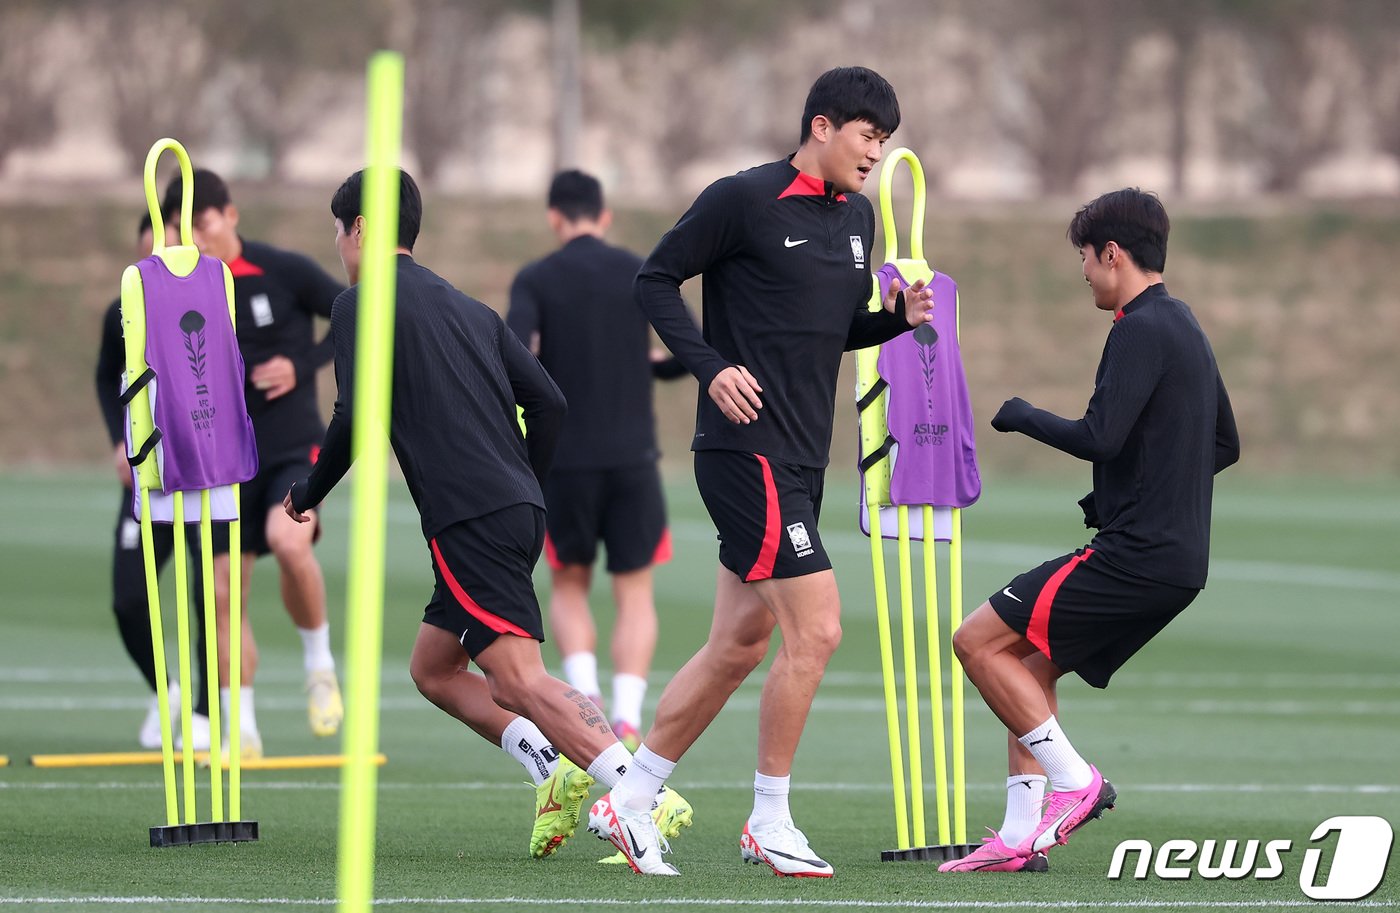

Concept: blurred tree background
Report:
left=1, top=0, right=1398, bottom=476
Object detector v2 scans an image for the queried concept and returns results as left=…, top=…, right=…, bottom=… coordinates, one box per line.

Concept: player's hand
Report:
left=252, top=355, right=297, bottom=400
left=283, top=485, right=312, bottom=523
left=991, top=396, right=1033, bottom=432
left=884, top=277, right=934, bottom=328
left=114, top=442, right=132, bottom=488
left=709, top=365, right=763, bottom=424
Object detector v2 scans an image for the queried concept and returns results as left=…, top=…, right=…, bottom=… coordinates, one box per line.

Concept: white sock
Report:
left=220, top=686, right=260, bottom=737
left=999, top=774, right=1048, bottom=845
left=1017, top=716, right=1092, bottom=791
left=611, top=673, right=647, bottom=728
left=298, top=623, right=336, bottom=673
left=586, top=741, right=634, bottom=790
left=500, top=717, right=558, bottom=786
left=562, top=652, right=600, bottom=699
left=750, top=771, right=791, bottom=827
left=610, top=743, right=673, bottom=811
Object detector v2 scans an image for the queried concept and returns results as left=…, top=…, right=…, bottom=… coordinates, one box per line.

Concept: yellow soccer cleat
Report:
left=599, top=785, right=694, bottom=863
left=306, top=669, right=344, bottom=738
left=532, top=756, right=595, bottom=858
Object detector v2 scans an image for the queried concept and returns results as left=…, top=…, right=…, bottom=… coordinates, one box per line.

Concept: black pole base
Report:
left=150, top=820, right=259, bottom=847
left=881, top=842, right=980, bottom=863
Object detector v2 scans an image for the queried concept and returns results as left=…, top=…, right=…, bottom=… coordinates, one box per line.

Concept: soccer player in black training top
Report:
left=508, top=170, right=689, bottom=752
left=589, top=67, right=935, bottom=877
left=287, top=170, right=692, bottom=863
left=939, top=189, right=1240, bottom=875
left=161, top=169, right=346, bottom=754
left=95, top=214, right=209, bottom=749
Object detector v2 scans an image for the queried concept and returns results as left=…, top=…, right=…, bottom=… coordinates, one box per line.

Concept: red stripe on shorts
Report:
left=542, top=531, right=564, bottom=571
left=745, top=455, right=781, bottom=582
left=1027, top=548, right=1095, bottom=660
left=430, top=537, right=532, bottom=637
left=652, top=528, right=673, bottom=566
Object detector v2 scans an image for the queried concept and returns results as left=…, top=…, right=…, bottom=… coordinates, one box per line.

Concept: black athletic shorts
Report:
left=542, top=463, right=671, bottom=574
left=424, top=504, right=547, bottom=659
left=211, top=448, right=320, bottom=556
left=693, top=450, right=832, bottom=582
left=988, top=547, right=1200, bottom=689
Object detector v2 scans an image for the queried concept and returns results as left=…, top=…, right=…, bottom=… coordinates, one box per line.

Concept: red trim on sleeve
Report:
left=778, top=171, right=847, bottom=202
left=227, top=256, right=265, bottom=278
left=430, top=537, right=532, bottom=637
left=1026, top=549, right=1095, bottom=660
left=745, top=455, right=782, bottom=582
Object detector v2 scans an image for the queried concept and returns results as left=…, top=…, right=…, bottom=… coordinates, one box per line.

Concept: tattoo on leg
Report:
left=564, top=688, right=612, bottom=734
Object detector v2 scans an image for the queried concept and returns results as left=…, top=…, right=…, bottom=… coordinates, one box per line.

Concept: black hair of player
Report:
left=138, top=213, right=153, bottom=238
left=547, top=170, right=604, bottom=222
left=798, top=66, right=901, bottom=145
left=330, top=169, right=423, bottom=252
left=1068, top=188, right=1170, bottom=273
left=160, top=168, right=232, bottom=221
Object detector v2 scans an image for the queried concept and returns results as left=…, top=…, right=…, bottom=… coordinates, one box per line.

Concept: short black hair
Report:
left=161, top=168, right=231, bottom=221
left=547, top=169, right=604, bottom=222
left=1068, top=188, right=1170, bottom=273
left=799, top=66, right=901, bottom=145
left=330, top=168, right=423, bottom=252
left=138, top=213, right=153, bottom=238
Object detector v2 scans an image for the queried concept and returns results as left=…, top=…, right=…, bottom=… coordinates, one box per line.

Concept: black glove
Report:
left=991, top=396, right=1033, bottom=432
left=1077, top=490, right=1101, bottom=529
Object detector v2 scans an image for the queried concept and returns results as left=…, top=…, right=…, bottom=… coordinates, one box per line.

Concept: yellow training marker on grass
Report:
left=30, top=752, right=386, bottom=770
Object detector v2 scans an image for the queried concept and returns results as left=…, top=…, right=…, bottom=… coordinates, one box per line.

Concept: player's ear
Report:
left=353, top=215, right=367, bottom=249
left=809, top=114, right=831, bottom=144
left=225, top=204, right=240, bottom=229
left=599, top=209, right=613, bottom=233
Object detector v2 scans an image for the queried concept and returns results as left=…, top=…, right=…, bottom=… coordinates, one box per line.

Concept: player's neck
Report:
left=214, top=235, right=243, bottom=264
left=789, top=145, right=828, bottom=183
left=1113, top=273, right=1161, bottom=311
left=556, top=222, right=604, bottom=244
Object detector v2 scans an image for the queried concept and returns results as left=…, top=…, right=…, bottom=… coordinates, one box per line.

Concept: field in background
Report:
left=1, top=469, right=1397, bottom=911
left=2, top=194, right=1400, bottom=477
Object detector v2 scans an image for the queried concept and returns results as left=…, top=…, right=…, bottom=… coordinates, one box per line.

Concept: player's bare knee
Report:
left=951, top=624, right=981, bottom=669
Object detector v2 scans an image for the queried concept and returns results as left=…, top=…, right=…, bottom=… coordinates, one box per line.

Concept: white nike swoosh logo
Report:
left=1002, top=587, right=1023, bottom=603
left=783, top=237, right=808, bottom=248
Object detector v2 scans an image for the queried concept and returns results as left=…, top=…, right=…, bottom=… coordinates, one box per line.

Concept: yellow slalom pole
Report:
left=923, top=505, right=951, bottom=845
left=896, top=506, right=925, bottom=847
left=949, top=507, right=967, bottom=844
left=339, top=50, right=404, bottom=913
left=868, top=514, right=908, bottom=850
left=200, top=491, right=223, bottom=821
left=229, top=497, right=242, bottom=820
left=139, top=494, right=177, bottom=825
left=172, top=492, right=196, bottom=823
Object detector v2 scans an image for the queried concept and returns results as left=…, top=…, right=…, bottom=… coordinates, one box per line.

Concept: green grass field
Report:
left=1, top=469, right=1397, bottom=911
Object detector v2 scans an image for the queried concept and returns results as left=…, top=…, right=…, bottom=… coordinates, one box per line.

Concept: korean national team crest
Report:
left=787, top=521, right=814, bottom=557
left=850, top=235, right=865, bottom=268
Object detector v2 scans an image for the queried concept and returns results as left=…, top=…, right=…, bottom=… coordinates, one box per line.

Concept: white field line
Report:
left=6, top=695, right=1399, bottom=716
left=3, top=666, right=1399, bottom=690
left=1, top=780, right=1396, bottom=795
left=10, top=694, right=1400, bottom=716
left=0, top=896, right=1395, bottom=909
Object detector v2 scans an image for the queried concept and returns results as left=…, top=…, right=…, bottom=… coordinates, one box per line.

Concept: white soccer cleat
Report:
left=587, top=793, right=679, bottom=875
left=306, top=669, right=344, bottom=737
left=175, top=713, right=211, bottom=752
left=139, top=695, right=164, bottom=750
left=741, top=819, right=834, bottom=878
